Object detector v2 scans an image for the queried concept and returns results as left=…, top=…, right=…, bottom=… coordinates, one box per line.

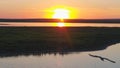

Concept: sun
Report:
left=52, top=8, right=69, bottom=27
left=53, top=8, right=70, bottom=19
left=57, top=22, right=65, bottom=27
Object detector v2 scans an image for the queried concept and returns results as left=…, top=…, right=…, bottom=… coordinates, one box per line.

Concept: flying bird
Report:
left=89, top=54, right=116, bottom=63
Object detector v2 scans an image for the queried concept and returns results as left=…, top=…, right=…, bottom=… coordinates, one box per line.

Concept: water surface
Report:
left=0, top=43, right=120, bottom=68
left=0, top=22, right=120, bottom=27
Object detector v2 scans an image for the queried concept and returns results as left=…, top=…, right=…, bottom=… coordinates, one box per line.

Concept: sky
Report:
left=0, top=0, right=120, bottom=19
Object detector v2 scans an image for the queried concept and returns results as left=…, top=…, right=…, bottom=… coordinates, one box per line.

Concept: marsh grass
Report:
left=0, top=27, right=120, bottom=57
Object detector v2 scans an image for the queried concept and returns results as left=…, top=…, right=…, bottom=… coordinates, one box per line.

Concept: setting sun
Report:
left=53, top=8, right=70, bottom=19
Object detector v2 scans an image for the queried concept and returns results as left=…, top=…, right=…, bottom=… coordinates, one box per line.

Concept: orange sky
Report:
left=0, top=0, right=120, bottom=19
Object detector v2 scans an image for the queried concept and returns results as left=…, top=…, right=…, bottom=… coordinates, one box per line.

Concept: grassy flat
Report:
left=0, top=27, right=120, bottom=57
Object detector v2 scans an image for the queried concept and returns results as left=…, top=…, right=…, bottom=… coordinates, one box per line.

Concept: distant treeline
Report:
left=0, top=19, right=120, bottom=23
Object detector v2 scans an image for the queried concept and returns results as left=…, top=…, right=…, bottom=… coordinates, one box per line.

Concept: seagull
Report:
left=89, top=54, right=116, bottom=63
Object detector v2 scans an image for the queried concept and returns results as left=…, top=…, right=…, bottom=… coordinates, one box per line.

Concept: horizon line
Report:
left=0, top=18, right=120, bottom=23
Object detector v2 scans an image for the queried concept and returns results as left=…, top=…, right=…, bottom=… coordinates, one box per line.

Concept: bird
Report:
left=89, top=54, right=116, bottom=63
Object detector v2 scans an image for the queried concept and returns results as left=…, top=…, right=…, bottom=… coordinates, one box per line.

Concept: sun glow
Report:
left=52, top=8, right=70, bottom=27
left=53, top=8, right=70, bottom=19
left=47, top=7, right=77, bottom=27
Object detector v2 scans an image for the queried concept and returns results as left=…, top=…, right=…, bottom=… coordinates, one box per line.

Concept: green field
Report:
left=0, top=27, right=120, bottom=56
